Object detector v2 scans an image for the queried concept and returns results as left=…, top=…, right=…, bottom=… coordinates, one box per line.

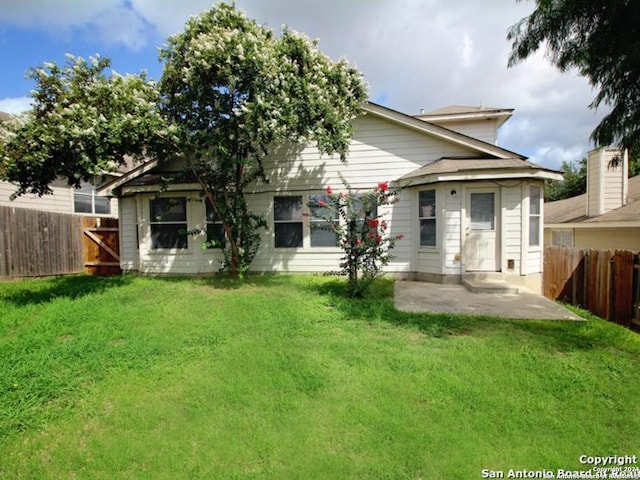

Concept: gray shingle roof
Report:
left=545, top=174, right=640, bottom=224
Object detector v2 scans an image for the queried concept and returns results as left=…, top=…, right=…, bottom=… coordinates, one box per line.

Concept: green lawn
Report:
left=1, top=274, right=639, bottom=479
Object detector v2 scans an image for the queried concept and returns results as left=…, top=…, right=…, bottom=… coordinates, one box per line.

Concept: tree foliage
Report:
left=508, top=0, right=640, bottom=154
left=0, top=3, right=367, bottom=278
left=158, top=3, right=367, bottom=277
left=308, top=180, right=402, bottom=298
left=0, top=55, right=171, bottom=197
left=544, top=158, right=587, bottom=202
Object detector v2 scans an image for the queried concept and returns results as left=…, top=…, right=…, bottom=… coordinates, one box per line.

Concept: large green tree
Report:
left=158, top=4, right=366, bottom=277
left=508, top=0, right=640, bottom=154
left=0, top=3, right=367, bottom=278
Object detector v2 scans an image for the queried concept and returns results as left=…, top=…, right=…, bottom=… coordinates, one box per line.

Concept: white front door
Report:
left=465, top=189, right=499, bottom=271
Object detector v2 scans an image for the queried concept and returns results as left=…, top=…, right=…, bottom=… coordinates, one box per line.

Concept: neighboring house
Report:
left=100, top=102, right=561, bottom=292
left=545, top=148, right=640, bottom=251
left=0, top=110, right=117, bottom=216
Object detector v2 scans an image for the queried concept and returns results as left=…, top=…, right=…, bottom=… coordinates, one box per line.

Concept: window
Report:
left=309, top=194, right=339, bottom=247
left=205, top=201, right=225, bottom=249
left=74, top=183, right=110, bottom=215
left=274, top=196, right=303, bottom=248
left=419, top=190, right=436, bottom=246
left=529, top=186, right=541, bottom=247
left=470, top=193, right=495, bottom=230
left=150, top=197, right=188, bottom=250
left=551, top=229, right=573, bottom=247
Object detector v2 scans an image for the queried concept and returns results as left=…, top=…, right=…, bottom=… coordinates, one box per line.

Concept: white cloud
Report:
left=0, top=0, right=610, bottom=169
left=0, top=0, right=152, bottom=50
left=0, top=97, right=31, bottom=114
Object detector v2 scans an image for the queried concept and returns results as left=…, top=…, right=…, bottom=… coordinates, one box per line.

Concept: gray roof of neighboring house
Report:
left=545, top=174, right=640, bottom=224
left=420, top=105, right=513, bottom=116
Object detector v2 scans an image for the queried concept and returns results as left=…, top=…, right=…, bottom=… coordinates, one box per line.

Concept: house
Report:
left=0, top=110, right=118, bottom=216
left=100, top=102, right=562, bottom=292
left=545, top=148, right=640, bottom=251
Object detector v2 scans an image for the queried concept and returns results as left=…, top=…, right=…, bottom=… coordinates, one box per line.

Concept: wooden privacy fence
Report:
left=543, top=246, right=639, bottom=329
left=0, top=206, right=120, bottom=278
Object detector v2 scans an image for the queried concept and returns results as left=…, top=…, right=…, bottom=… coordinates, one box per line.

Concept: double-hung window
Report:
left=205, top=201, right=225, bottom=249
left=74, top=183, right=111, bottom=215
left=529, top=186, right=541, bottom=247
left=309, top=194, right=339, bottom=247
left=419, top=190, right=436, bottom=246
left=150, top=197, right=188, bottom=250
left=274, top=196, right=303, bottom=248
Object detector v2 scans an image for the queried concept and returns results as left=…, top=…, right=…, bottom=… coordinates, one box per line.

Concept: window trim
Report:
left=74, top=186, right=111, bottom=215
left=309, top=193, right=340, bottom=248
left=205, top=201, right=225, bottom=250
left=529, top=185, right=542, bottom=248
left=273, top=195, right=304, bottom=249
left=418, top=189, right=437, bottom=248
left=149, top=196, right=189, bottom=252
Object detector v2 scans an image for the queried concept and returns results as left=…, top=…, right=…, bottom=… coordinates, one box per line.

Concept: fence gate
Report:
left=83, top=217, right=121, bottom=276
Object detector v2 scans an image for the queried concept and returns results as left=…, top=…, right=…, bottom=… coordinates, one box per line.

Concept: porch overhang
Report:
left=395, top=157, right=563, bottom=187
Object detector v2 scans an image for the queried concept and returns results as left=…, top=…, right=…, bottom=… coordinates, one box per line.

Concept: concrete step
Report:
left=462, top=278, right=520, bottom=295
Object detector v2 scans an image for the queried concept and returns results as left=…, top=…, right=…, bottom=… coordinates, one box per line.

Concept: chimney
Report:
left=586, top=148, right=628, bottom=217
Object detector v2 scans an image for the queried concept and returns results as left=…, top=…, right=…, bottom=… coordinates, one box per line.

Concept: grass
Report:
left=1, top=274, right=639, bottom=479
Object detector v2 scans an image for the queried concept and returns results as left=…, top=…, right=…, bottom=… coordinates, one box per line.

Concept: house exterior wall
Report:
left=575, top=228, right=640, bottom=251
left=426, top=119, right=498, bottom=145
left=0, top=179, right=117, bottom=215
left=0, top=180, right=73, bottom=213
left=587, top=148, right=628, bottom=216
left=117, top=114, right=543, bottom=289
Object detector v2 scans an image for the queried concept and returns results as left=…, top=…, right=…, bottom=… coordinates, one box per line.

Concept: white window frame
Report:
left=74, top=183, right=111, bottom=215
left=529, top=186, right=542, bottom=248
left=149, top=196, right=189, bottom=251
left=418, top=189, right=437, bottom=247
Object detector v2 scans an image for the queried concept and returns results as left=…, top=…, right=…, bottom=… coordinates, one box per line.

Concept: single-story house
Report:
left=545, top=148, right=640, bottom=251
left=0, top=110, right=117, bottom=216
left=100, top=102, right=562, bottom=292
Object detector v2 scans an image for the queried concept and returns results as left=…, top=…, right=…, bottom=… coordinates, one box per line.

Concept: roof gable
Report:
left=363, top=102, right=522, bottom=160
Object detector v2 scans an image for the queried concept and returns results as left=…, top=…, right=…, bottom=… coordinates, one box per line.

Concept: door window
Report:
left=470, top=193, right=495, bottom=230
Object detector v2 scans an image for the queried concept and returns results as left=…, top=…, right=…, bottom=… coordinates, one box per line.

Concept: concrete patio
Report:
left=394, top=281, right=583, bottom=320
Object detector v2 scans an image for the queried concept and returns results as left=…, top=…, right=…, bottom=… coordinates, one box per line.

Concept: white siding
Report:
left=257, top=115, right=476, bottom=193
left=502, top=185, right=522, bottom=274
left=0, top=180, right=73, bottom=213
left=428, top=119, right=498, bottom=145
left=119, top=197, right=139, bottom=271
left=118, top=114, right=538, bottom=281
left=443, top=184, right=462, bottom=274
left=587, top=148, right=627, bottom=217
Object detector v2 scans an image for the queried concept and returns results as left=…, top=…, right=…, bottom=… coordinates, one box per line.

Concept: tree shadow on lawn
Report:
left=304, top=276, right=640, bottom=353
left=0, top=274, right=134, bottom=307
left=304, top=276, right=494, bottom=338
left=148, top=272, right=299, bottom=291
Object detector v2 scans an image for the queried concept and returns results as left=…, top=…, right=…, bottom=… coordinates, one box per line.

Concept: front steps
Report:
left=462, top=273, right=521, bottom=295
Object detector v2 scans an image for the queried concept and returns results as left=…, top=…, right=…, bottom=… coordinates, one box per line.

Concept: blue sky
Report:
left=0, top=0, right=608, bottom=169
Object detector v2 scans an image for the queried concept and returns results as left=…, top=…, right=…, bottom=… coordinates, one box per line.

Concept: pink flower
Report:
left=367, top=219, right=379, bottom=228
left=395, top=234, right=404, bottom=240
left=375, top=235, right=382, bottom=244
left=368, top=231, right=376, bottom=239
left=381, top=220, right=387, bottom=229
left=378, top=181, right=389, bottom=192
left=327, top=186, right=333, bottom=195
left=356, top=239, right=362, bottom=246
left=318, top=200, right=326, bottom=207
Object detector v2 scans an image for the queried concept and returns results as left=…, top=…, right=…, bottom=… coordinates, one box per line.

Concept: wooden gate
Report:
left=83, top=217, right=121, bottom=276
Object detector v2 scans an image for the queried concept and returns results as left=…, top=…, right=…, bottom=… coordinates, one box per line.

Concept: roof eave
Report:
left=545, top=221, right=640, bottom=229
left=397, top=168, right=562, bottom=187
